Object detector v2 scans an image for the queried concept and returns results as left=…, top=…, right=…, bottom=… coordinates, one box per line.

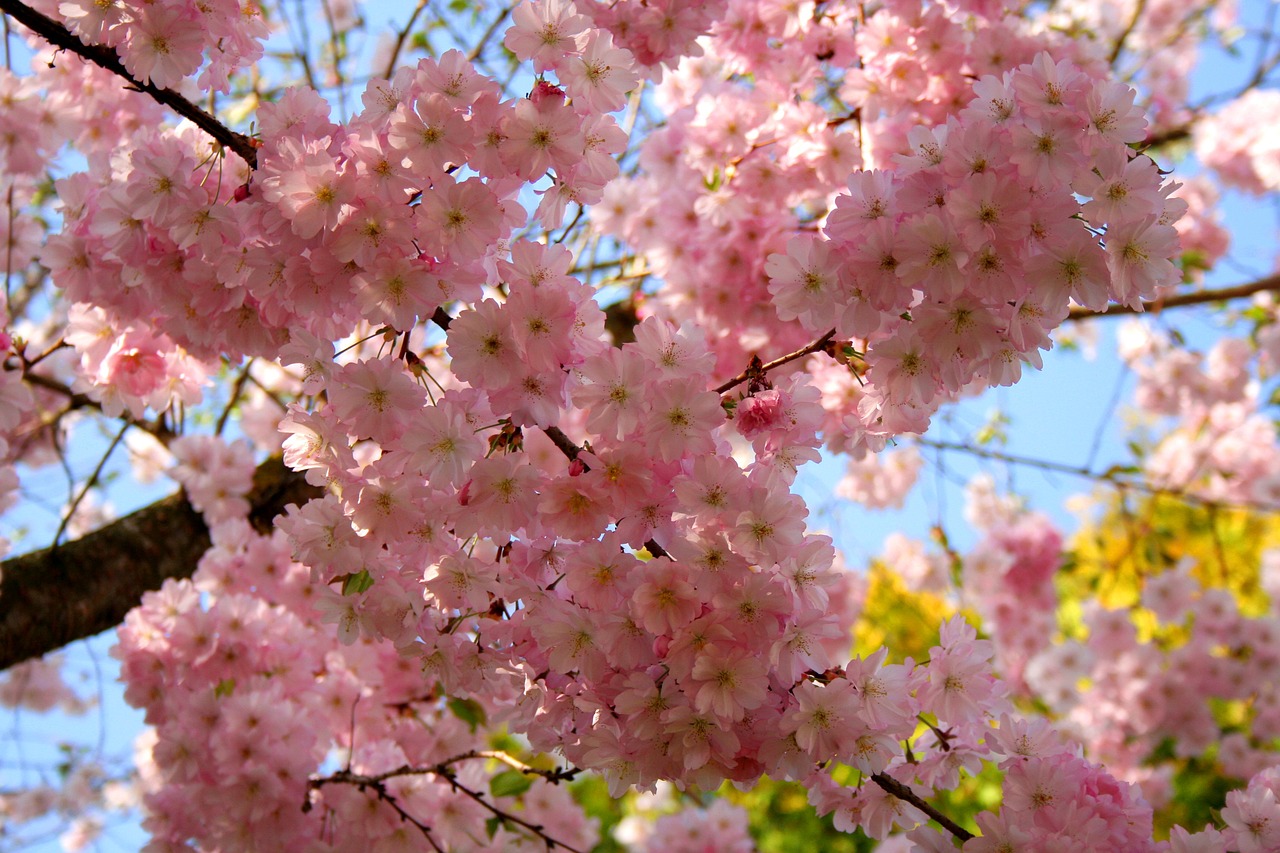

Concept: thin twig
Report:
left=916, top=437, right=1280, bottom=514
left=215, top=361, right=254, bottom=436
left=467, top=4, right=515, bottom=64
left=383, top=0, right=428, bottom=78
left=311, top=755, right=585, bottom=853
left=1107, top=0, right=1148, bottom=66
left=51, top=422, right=128, bottom=547
left=437, top=767, right=586, bottom=852
left=713, top=329, right=838, bottom=394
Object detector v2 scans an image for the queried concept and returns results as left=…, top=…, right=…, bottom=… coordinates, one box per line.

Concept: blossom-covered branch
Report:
left=1068, top=271, right=1280, bottom=319
left=0, top=0, right=259, bottom=167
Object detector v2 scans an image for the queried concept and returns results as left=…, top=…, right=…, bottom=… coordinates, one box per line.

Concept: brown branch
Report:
left=869, top=772, right=974, bottom=842
left=542, top=425, right=583, bottom=463
left=0, top=456, right=320, bottom=670
left=1107, top=0, right=1148, bottom=66
left=311, top=759, right=585, bottom=853
left=466, top=4, right=515, bottom=64
left=382, top=0, right=429, bottom=79
left=915, top=437, right=1280, bottom=514
left=713, top=329, right=837, bottom=395
left=1141, top=121, right=1192, bottom=150
left=0, top=0, right=259, bottom=169
left=1068, top=273, right=1280, bottom=320
left=305, top=770, right=445, bottom=852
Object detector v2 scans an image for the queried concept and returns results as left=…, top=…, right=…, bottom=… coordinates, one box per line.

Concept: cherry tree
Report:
left=1, top=0, right=1279, bottom=849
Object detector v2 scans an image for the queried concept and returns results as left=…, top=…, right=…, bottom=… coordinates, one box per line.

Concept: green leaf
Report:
left=215, top=678, right=236, bottom=698
left=489, top=769, right=534, bottom=798
left=342, top=568, right=374, bottom=596
left=485, top=816, right=503, bottom=839
left=447, top=696, right=487, bottom=733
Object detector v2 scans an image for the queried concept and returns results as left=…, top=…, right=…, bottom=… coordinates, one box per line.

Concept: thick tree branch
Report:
left=0, top=0, right=259, bottom=168
left=0, top=457, right=319, bottom=670
left=1068, top=273, right=1280, bottom=320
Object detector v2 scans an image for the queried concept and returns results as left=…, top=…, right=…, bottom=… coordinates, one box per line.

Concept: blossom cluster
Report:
left=1120, top=321, right=1280, bottom=507
left=599, top=6, right=1185, bottom=460
left=45, top=0, right=268, bottom=91
left=115, top=518, right=601, bottom=851
left=0, top=0, right=1256, bottom=848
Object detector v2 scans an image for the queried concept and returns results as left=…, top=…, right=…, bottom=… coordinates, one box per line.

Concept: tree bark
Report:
left=0, top=457, right=319, bottom=671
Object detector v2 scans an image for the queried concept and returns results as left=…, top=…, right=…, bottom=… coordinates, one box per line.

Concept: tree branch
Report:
left=1068, top=273, right=1280, bottom=320
left=0, top=456, right=319, bottom=670
left=311, top=757, right=585, bottom=853
left=915, top=437, right=1280, bottom=514
left=713, top=329, right=837, bottom=394
left=869, top=772, right=974, bottom=842
left=0, top=0, right=259, bottom=169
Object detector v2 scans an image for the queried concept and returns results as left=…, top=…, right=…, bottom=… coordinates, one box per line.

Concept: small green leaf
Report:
left=342, top=569, right=374, bottom=596
left=215, top=678, right=236, bottom=698
left=448, top=696, right=487, bottom=733
left=489, top=769, right=534, bottom=798
left=484, top=816, right=503, bottom=839
left=1243, top=306, right=1271, bottom=324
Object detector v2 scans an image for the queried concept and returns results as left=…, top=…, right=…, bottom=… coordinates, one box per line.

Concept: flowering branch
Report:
left=0, top=0, right=259, bottom=168
left=1068, top=272, right=1280, bottom=320
left=713, top=328, right=838, bottom=395
left=869, top=773, right=975, bottom=842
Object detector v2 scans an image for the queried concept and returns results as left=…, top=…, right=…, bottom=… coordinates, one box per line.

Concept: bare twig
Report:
left=915, top=437, right=1280, bottom=514
left=1108, top=0, right=1149, bottom=66
left=467, top=4, right=515, bottom=64
left=50, top=422, right=127, bottom=548
left=306, top=771, right=445, bottom=852
left=383, top=0, right=428, bottom=78
left=310, top=753, right=585, bottom=853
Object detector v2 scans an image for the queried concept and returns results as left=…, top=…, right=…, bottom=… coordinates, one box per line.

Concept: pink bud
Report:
left=531, top=79, right=566, bottom=109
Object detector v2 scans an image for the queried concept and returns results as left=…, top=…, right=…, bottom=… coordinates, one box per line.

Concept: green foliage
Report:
left=855, top=563, right=952, bottom=662
left=447, top=696, right=487, bottom=733
left=340, top=568, right=374, bottom=595
left=717, top=778, right=874, bottom=852
left=490, top=769, right=534, bottom=798
left=569, top=775, right=627, bottom=853
left=1065, top=493, right=1275, bottom=615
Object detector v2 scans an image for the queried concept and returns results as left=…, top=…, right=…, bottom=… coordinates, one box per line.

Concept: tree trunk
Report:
left=0, top=457, right=319, bottom=670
